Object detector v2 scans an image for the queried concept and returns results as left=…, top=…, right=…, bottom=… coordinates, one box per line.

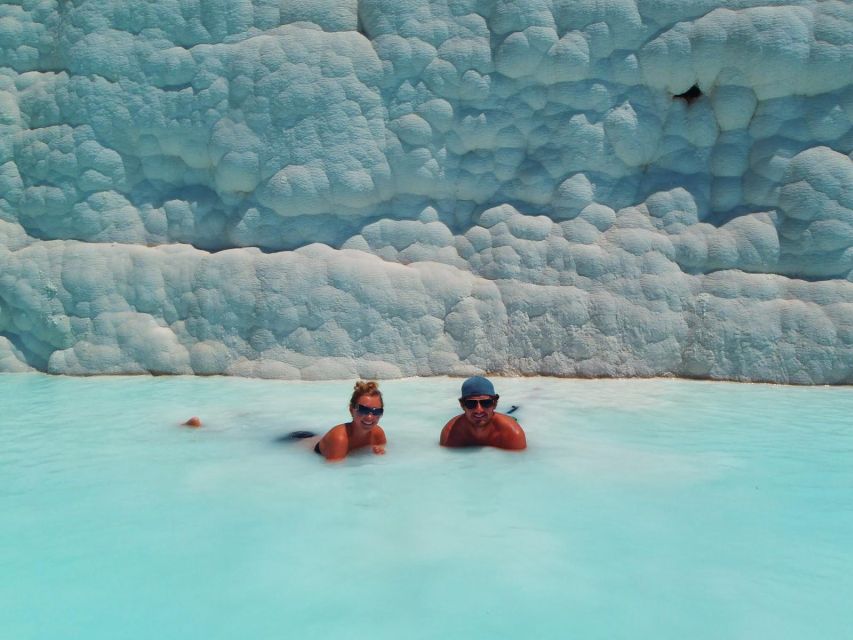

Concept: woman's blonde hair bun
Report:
left=350, top=380, right=382, bottom=407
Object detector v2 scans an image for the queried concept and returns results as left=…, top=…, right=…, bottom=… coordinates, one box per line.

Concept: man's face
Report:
left=460, top=395, right=497, bottom=429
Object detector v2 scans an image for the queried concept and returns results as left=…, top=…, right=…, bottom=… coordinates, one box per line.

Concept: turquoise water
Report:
left=1, top=374, right=851, bottom=639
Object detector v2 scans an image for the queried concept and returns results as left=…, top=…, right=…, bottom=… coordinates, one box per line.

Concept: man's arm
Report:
left=493, top=414, right=527, bottom=450
left=440, top=416, right=462, bottom=447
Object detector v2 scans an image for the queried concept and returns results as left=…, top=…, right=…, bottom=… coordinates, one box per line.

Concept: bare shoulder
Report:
left=442, top=415, right=461, bottom=432
left=322, top=423, right=348, bottom=441
left=494, top=413, right=526, bottom=450
left=494, top=413, right=523, bottom=429
left=440, top=414, right=464, bottom=446
left=319, top=423, right=349, bottom=459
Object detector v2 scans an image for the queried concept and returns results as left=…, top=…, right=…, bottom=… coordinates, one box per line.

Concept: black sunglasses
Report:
left=461, top=397, right=496, bottom=410
left=355, top=404, right=384, bottom=417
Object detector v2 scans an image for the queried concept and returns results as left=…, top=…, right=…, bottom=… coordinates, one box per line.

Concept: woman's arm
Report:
left=318, top=424, right=349, bottom=461
left=371, top=426, right=387, bottom=454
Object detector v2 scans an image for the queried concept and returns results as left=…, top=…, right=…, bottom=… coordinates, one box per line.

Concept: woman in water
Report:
left=312, top=380, right=387, bottom=461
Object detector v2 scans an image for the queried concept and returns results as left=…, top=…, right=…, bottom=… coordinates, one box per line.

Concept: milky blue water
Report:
left=1, top=374, right=851, bottom=639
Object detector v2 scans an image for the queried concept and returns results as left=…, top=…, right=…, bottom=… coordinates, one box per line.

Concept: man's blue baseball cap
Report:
left=460, top=376, right=496, bottom=398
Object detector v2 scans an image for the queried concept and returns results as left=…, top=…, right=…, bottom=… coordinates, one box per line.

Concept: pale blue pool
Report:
left=1, top=374, right=852, bottom=639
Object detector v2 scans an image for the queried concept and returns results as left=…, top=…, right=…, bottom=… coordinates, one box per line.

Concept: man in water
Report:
left=440, top=376, right=527, bottom=450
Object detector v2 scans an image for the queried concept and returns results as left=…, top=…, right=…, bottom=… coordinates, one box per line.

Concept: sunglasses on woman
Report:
left=355, top=404, right=384, bottom=417
left=461, top=397, right=496, bottom=410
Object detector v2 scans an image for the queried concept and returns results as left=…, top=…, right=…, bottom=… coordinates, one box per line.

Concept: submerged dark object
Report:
left=507, top=405, right=520, bottom=415
left=275, top=430, right=317, bottom=443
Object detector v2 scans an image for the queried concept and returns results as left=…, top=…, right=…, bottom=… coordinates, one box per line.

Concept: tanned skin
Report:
left=440, top=395, right=526, bottom=450
left=317, top=393, right=387, bottom=461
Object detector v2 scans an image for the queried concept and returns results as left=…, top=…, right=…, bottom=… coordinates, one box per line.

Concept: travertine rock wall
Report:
left=1, top=0, right=852, bottom=382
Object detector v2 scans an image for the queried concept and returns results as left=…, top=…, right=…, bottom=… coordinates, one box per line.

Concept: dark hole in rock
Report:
left=675, top=85, right=703, bottom=104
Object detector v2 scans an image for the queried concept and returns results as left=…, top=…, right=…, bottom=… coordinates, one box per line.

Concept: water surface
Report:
left=1, top=375, right=851, bottom=639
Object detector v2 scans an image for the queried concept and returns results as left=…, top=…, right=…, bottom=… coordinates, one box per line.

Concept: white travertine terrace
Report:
left=1, top=0, right=852, bottom=383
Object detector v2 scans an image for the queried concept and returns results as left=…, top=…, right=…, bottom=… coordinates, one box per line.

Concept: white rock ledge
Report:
left=1, top=1, right=852, bottom=383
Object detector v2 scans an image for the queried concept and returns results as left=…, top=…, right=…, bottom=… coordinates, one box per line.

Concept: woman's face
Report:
left=349, top=393, right=383, bottom=431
